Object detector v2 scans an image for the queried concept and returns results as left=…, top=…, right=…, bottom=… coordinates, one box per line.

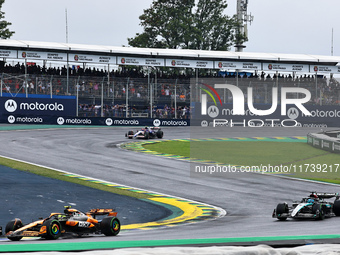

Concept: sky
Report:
left=2, top=0, right=340, bottom=56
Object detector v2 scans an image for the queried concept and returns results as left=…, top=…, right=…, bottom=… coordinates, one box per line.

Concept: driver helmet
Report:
left=310, top=193, right=319, bottom=200
left=307, top=198, right=314, bottom=203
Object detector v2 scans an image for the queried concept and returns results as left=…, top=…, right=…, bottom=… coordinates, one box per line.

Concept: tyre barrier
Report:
left=307, top=130, right=340, bottom=153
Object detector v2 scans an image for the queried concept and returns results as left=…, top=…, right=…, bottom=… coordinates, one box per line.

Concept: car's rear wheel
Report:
left=144, top=132, right=149, bottom=139
left=43, top=219, right=62, bottom=240
left=156, top=130, right=163, bottom=138
left=276, top=203, right=288, bottom=220
left=312, top=203, right=325, bottom=220
left=333, top=200, right=340, bottom=216
left=101, top=217, right=120, bottom=236
left=5, top=218, right=23, bottom=241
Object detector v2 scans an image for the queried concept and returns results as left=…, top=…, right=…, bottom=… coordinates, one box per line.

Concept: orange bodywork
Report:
left=87, top=209, right=117, bottom=217
left=5, top=207, right=119, bottom=240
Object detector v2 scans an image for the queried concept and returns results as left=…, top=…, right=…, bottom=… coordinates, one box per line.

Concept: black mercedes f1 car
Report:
left=273, top=192, right=340, bottom=220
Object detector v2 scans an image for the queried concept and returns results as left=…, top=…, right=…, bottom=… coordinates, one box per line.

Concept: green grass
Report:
left=143, top=140, right=340, bottom=184
left=0, top=156, right=151, bottom=199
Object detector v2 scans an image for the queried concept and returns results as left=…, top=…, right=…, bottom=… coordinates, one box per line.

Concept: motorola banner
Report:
left=192, top=103, right=340, bottom=128
left=0, top=97, right=76, bottom=116
left=1, top=115, right=190, bottom=126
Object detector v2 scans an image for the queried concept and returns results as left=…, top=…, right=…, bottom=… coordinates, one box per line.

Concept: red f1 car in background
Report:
left=125, top=126, right=164, bottom=139
left=5, top=206, right=120, bottom=241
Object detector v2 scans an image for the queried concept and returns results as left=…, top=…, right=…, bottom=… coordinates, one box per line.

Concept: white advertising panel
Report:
left=18, top=51, right=48, bottom=60
left=312, top=65, right=338, bottom=73
left=0, top=50, right=17, bottom=58
left=241, top=62, right=261, bottom=70
left=46, top=52, right=67, bottom=61
left=264, top=63, right=309, bottom=72
left=166, top=59, right=214, bottom=68
left=69, top=54, right=116, bottom=64
left=118, top=57, right=164, bottom=66
left=215, top=61, right=261, bottom=70
left=18, top=51, right=68, bottom=61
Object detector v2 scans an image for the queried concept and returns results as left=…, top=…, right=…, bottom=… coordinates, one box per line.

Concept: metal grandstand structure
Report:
left=0, top=39, right=339, bottom=118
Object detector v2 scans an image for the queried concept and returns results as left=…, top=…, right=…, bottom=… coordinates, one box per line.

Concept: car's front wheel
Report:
left=276, top=203, right=288, bottom=221
left=127, top=131, right=134, bottom=139
left=5, top=218, right=23, bottom=241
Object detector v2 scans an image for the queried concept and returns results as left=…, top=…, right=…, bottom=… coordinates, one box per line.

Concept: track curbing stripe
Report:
left=62, top=172, right=225, bottom=230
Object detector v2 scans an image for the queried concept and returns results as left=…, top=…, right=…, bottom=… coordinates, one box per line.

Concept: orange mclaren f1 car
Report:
left=4, top=206, right=120, bottom=241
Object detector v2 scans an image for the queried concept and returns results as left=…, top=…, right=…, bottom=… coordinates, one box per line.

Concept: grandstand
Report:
left=0, top=40, right=339, bottom=119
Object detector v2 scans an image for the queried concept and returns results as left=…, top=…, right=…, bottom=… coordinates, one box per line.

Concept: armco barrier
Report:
left=307, top=130, right=340, bottom=153
left=0, top=115, right=190, bottom=127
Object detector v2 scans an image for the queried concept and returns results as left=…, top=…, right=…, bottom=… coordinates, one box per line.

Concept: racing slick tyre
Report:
left=5, top=218, right=23, bottom=241
left=312, top=203, right=325, bottom=220
left=43, top=219, right=62, bottom=240
left=144, top=132, right=149, bottom=140
left=127, top=131, right=134, bottom=139
left=276, top=203, right=288, bottom=221
left=100, top=217, right=120, bottom=236
left=333, top=200, right=340, bottom=216
left=156, top=130, right=164, bottom=138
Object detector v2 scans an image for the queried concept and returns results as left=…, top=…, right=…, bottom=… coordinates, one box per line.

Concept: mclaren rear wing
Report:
left=86, top=209, right=117, bottom=217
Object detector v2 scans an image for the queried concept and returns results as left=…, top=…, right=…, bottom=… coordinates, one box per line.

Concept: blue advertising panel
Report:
left=0, top=96, right=76, bottom=117
left=0, top=114, right=190, bottom=126
left=191, top=102, right=340, bottom=128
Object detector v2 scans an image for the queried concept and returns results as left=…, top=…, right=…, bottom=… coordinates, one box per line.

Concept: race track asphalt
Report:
left=0, top=166, right=171, bottom=230
left=0, top=125, right=340, bottom=244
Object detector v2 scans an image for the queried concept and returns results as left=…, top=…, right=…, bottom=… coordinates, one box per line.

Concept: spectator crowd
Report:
left=1, top=61, right=339, bottom=118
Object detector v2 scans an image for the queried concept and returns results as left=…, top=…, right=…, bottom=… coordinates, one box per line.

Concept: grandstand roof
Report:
left=0, top=39, right=339, bottom=66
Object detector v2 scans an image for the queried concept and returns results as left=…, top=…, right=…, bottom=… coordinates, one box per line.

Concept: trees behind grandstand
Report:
left=0, top=0, right=14, bottom=39
left=128, top=0, right=246, bottom=51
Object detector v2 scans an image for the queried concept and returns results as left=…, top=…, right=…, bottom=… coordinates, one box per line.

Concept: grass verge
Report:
left=143, top=140, right=340, bottom=184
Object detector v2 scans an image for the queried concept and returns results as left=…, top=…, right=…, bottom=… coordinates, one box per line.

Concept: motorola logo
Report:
left=201, top=120, right=208, bottom=127
left=153, top=119, right=161, bottom=127
left=8, top=115, right=15, bottom=123
left=5, top=99, right=17, bottom=113
left=207, top=105, right=219, bottom=118
left=105, top=118, right=113, bottom=126
left=287, top=107, right=299, bottom=120
left=57, top=117, right=65, bottom=125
